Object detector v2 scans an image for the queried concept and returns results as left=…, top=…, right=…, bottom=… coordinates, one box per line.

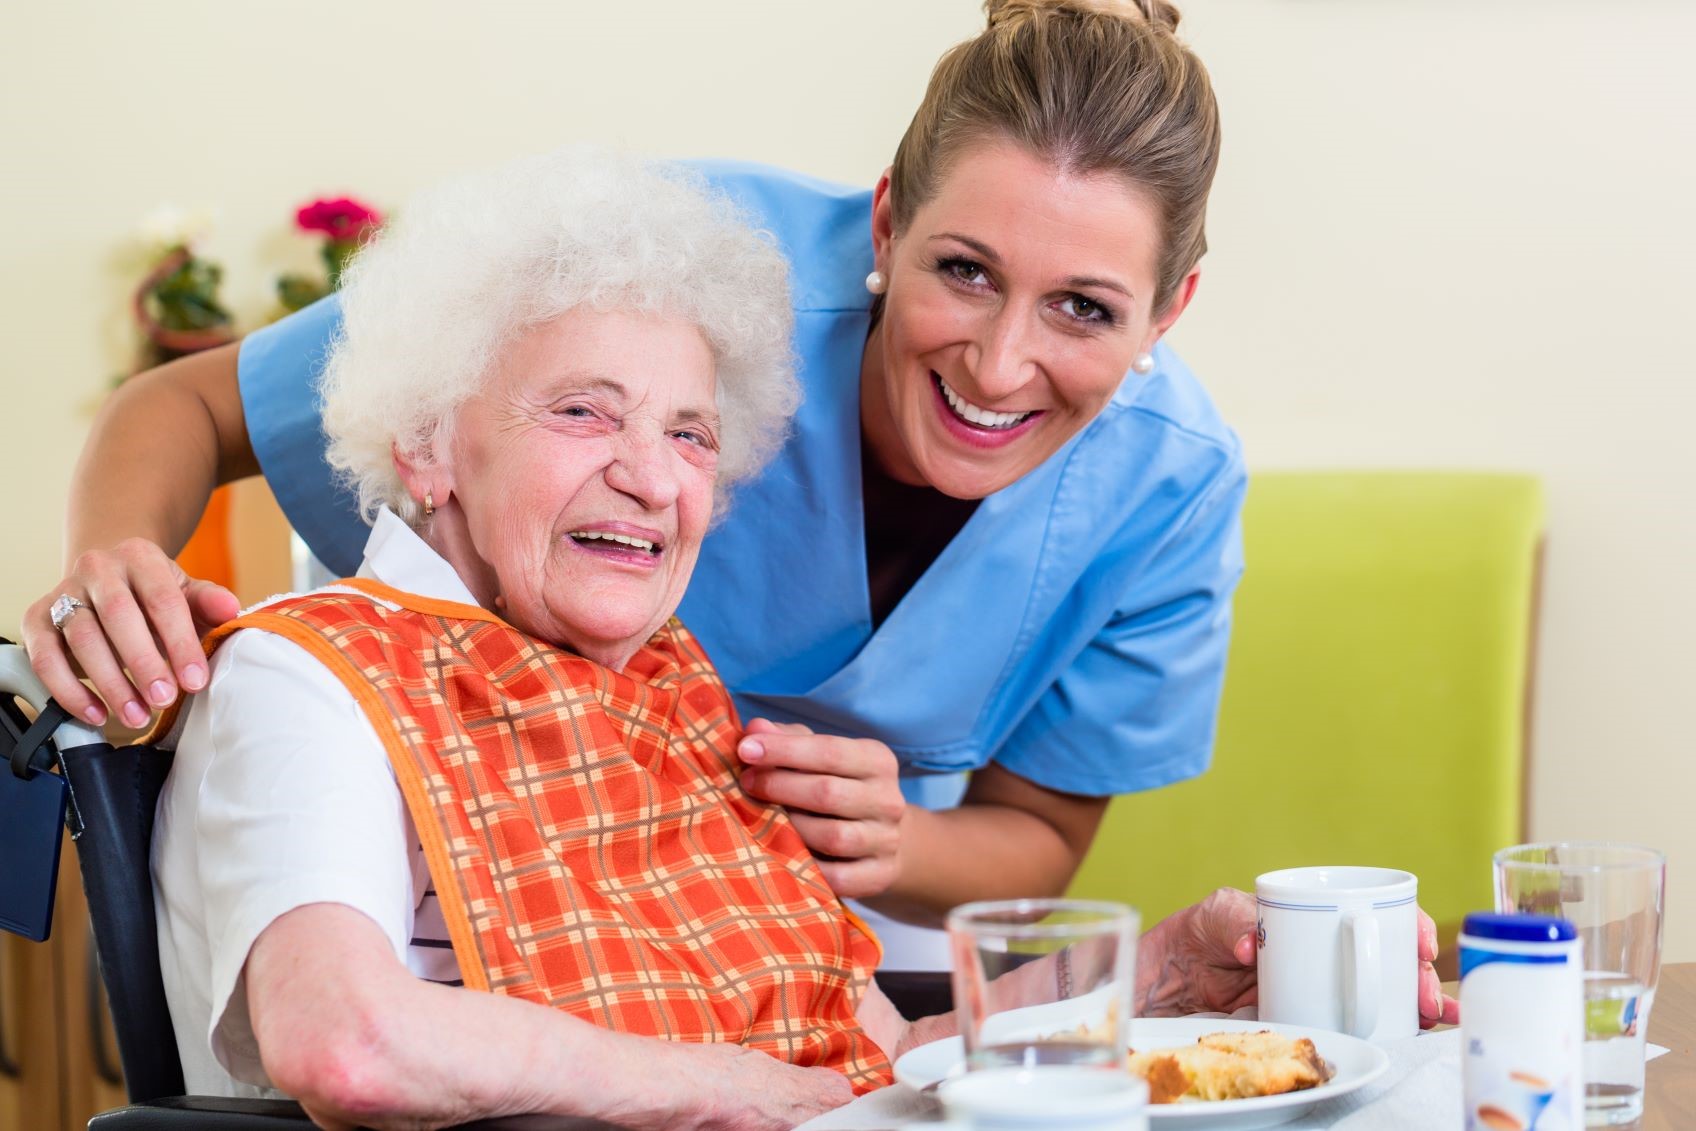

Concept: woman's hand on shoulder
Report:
left=737, top=718, right=907, bottom=900
left=22, top=538, right=240, bottom=727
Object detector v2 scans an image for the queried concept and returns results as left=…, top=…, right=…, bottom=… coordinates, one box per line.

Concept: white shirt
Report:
left=152, top=509, right=468, bottom=1096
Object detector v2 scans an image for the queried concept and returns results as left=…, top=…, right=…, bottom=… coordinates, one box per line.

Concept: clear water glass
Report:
left=947, top=898, right=1138, bottom=1074
left=1494, top=843, right=1666, bottom=1127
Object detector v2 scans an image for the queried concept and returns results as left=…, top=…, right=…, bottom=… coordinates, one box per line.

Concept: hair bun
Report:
left=985, top=0, right=1182, bottom=34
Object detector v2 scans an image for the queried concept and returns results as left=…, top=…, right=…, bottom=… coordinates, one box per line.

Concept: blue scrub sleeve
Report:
left=236, top=296, right=367, bottom=576
left=992, top=459, right=1248, bottom=797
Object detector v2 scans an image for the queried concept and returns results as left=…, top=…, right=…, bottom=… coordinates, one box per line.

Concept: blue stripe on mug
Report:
left=1258, top=896, right=1414, bottom=912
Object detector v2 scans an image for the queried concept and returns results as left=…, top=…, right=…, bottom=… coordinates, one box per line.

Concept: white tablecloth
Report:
left=796, top=1030, right=1673, bottom=1130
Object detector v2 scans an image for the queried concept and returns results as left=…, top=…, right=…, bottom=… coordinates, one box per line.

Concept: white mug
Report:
left=1255, top=866, right=1419, bottom=1043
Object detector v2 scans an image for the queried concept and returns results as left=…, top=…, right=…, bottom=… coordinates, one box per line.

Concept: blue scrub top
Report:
left=239, top=160, right=1246, bottom=809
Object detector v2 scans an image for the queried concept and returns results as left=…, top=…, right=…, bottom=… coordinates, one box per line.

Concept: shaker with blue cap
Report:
left=1459, top=913, right=1584, bottom=1131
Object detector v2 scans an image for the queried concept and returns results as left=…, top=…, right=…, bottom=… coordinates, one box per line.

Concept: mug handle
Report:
left=1342, top=909, right=1380, bottom=1039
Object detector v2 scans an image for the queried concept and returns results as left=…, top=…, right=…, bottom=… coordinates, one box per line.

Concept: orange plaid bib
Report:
left=205, top=578, right=892, bottom=1091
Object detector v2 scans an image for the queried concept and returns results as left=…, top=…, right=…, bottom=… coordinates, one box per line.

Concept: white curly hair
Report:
left=319, top=147, right=798, bottom=526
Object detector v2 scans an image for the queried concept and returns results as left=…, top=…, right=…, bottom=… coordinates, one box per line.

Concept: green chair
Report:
left=1067, top=472, right=1545, bottom=954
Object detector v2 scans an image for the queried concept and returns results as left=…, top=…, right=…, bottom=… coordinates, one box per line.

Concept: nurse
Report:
left=26, top=0, right=1456, bottom=1019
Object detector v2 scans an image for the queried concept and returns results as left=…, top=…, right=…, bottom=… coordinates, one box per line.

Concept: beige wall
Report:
left=3, top=2, right=1690, bottom=959
left=1172, top=1, right=1696, bottom=964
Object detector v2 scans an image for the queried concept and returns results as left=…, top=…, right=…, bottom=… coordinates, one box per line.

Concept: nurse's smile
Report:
left=931, top=372, right=1043, bottom=448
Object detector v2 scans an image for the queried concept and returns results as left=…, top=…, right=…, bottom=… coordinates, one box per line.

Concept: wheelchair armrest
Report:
left=89, top=1096, right=636, bottom=1130
left=88, top=1096, right=311, bottom=1130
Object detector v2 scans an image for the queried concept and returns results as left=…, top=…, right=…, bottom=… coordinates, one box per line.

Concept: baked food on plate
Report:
left=1127, top=1029, right=1334, bottom=1104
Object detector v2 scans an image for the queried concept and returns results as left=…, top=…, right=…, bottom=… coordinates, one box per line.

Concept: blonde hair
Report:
left=889, top=0, right=1218, bottom=314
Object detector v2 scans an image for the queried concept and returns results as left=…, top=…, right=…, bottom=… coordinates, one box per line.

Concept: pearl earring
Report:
left=864, top=270, right=888, bottom=295
left=1132, top=353, right=1155, bottom=375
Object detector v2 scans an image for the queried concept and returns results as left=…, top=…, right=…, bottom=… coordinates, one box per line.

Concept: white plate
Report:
left=892, top=1016, right=1390, bottom=1131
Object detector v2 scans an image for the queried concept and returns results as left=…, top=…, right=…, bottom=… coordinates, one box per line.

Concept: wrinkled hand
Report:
left=298, top=1040, right=851, bottom=1131
left=737, top=718, right=907, bottom=899
left=1138, top=889, right=1459, bottom=1027
left=673, top=1042, right=853, bottom=1131
left=21, top=538, right=240, bottom=728
left=1138, top=888, right=1261, bottom=1017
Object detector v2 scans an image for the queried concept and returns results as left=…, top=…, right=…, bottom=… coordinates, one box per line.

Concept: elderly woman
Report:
left=151, top=147, right=1269, bottom=1131
left=152, top=150, right=889, bottom=1131
left=38, top=2, right=1456, bottom=1026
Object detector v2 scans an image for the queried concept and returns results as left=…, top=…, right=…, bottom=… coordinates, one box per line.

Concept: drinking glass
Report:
left=1494, top=843, right=1666, bottom=1127
left=946, top=898, right=1138, bottom=1073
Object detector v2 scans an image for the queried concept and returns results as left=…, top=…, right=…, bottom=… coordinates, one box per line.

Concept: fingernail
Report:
left=148, top=679, right=175, bottom=707
left=122, top=701, right=149, bottom=728
left=83, top=705, right=107, bottom=726
left=739, top=739, right=763, bottom=762
left=183, top=663, right=207, bottom=692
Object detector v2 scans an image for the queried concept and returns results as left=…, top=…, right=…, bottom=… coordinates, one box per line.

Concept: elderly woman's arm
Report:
left=248, top=903, right=852, bottom=1131
left=161, top=628, right=854, bottom=1129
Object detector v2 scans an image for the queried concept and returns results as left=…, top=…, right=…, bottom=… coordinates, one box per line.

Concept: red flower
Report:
left=296, top=197, right=383, bottom=242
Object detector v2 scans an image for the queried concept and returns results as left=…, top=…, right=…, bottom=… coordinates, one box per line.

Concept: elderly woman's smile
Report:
left=566, top=526, right=664, bottom=560
left=407, top=305, right=720, bottom=670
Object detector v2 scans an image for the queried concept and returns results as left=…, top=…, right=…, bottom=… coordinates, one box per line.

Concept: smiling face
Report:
left=404, top=307, right=720, bottom=670
left=862, top=139, right=1197, bottom=497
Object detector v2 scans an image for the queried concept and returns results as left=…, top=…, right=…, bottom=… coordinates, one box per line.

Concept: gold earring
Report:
left=424, top=491, right=435, bottom=517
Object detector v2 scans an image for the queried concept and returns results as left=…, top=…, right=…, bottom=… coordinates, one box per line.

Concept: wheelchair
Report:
left=2, top=640, right=951, bottom=1129
left=0, top=640, right=631, bottom=1130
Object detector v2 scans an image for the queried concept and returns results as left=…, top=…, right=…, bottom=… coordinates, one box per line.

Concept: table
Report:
left=1644, top=962, right=1694, bottom=1131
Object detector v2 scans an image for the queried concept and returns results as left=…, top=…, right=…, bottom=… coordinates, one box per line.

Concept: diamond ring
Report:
left=49, top=594, right=89, bottom=632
